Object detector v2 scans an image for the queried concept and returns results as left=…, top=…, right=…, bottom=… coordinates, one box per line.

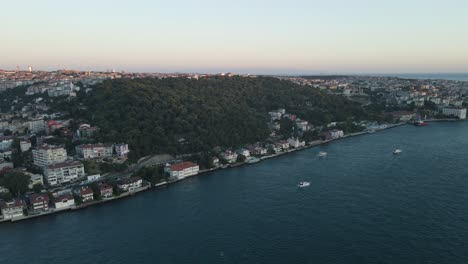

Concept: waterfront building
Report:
left=212, top=157, right=220, bottom=167
left=78, top=187, right=94, bottom=203
left=236, top=148, right=251, bottom=158
left=32, top=145, right=67, bottom=167
left=164, top=161, right=199, bottom=180
left=44, top=161, right=85, bottom=186
left=329, top=129, right=345, bottom=139
left=76, top=143, right=113, bottom=159
left=0, top=199, right=25, bottom=219
left=220, top=150, right=238, bottom=164
left=277, top=140, right=290, bottom=150
left=98, top=184, right=114, bottom=198
left=117, top=177, right=143, bottom=192
left=54, top=194, right=75, bottom=209
left=287, top=138, right=306, bottom=148
left=442, top=108, right=467, bottom=119
left=29, top=193, right=50, bottom=212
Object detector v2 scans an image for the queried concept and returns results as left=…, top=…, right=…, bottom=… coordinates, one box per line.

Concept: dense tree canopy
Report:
left=53, top=77, right=371, bottom=159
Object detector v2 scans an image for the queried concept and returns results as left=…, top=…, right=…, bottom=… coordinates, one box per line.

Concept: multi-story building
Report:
left=54, top=194, right=75, bottom=210
left=98, top=184, right=114, bottom=198
left=20, top=140, right=32, bottom=152
left=29, top=193, right=50, bottom=212
left=44, top=161, right=85, bottom=186
left=164, top=161, right=199, bottom=180
left=114, top=143, right=129, bottom=157
left=442, top=108, right=467, bottom=119
left=78, top=187, right=94, bottom=203
left=220, top=150, right=237, bottom=164
left=117, top=177, right=143, bottom=192
left=76, top=144, right=113, bottom=159
left=32, top=145, right=67, bottom=167
left=28, top=118, right=46, bottom=134
left=0, top=136, right=13, bottom=151
left=0, top=199, right=25, bottom=220
left=287, top=138, right=306, bottom=148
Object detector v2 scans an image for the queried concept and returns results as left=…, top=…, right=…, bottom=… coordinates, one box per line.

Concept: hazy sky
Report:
left=2, top=0, right=468, bottom=74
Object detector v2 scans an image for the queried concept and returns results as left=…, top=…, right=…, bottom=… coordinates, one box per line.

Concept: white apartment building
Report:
left=28, top=119, right=46, bottom=133
left=76, top=144, right=113, bottom=159
left=32, top=145, right=67, bottom=167
left=20, top=140, right=31, bottom=152
left=165, top=161, right=199, bottom=180
left=0, top=199, right=25, bottom=220
left=44, top=161, right=85, bottom=186
left=442, top=108, right=467, bottom=120
left=114, top=143, right=129, bottom=157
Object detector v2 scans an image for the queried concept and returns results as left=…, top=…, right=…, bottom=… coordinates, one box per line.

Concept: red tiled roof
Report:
left=169, top=161, right=198, bottom=171
left=47, top=161, right=82, bottom=170
left=55, top=194, right=73, bottom=203
left=80, top=187, right=93, bottom=196
left=29, top=193, right=50, bottom=203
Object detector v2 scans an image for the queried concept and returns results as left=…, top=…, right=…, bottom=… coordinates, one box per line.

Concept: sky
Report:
left=2, top=0, right=468, bottom=74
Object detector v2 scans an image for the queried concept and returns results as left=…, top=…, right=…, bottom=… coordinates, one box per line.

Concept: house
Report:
left=78, top=187, right=94, bottom=203
left=114, top=143, right=129, bottom=157
left=287, top=138, right=306, bottom=148
left=390, top=111, right=416, bottom=122
left=29, top=193, right=50, bottom=211
left=32, top=145, right=67, bottom=167
left=0, top=158, right=13, bottom=172
left=164, top=161, right=199, bottom=180
left=76, top=143, right=113, bottom=159
left=212, top=157, right=220, bottom=167
left=77, top=124, right=98, bottom=138
left=27, top=173, right=44, bottom=189
left=98, top=184, right=113, bottom=198
left=44, top=161, right=85, bottom=186
left=248, top=146, right=268, bottom=156
left=277, top=140, right=290, bottom=150
left=329, top=129, right=344, bottom=139
left=54, top=194, right=75, bottom=209
left=0, top=199, right=25, bottom=219
left=117, top=177, right=143, bottom=192
left=270, top=143, right=282, bottom=153
left=20, top=140, right=32, bottom=152
left=0, top=136, right=13, bottom=151
left=236, top=148, right=250, bottom=157
left=220, top=150, right=238, bottom=164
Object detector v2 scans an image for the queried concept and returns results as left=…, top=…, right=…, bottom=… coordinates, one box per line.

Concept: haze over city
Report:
left=2, top=0, right=468, bottom=74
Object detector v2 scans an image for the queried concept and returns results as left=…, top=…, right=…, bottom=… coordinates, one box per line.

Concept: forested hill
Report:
left=75, top=76, right=368, bottom=158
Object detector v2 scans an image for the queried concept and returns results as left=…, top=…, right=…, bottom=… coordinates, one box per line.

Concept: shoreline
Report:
left=1, top=119, right=463, bottom=224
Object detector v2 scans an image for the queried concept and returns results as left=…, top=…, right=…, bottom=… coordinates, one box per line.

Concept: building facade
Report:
left=76, top=144, right=113, bottom=159
left=44, top=161, right=85, bottom=186
left=165, top=161, right=199, bottom=180
left=32, top=145, right=67, bottom=167
left=442, top=108, right=467, bottom=119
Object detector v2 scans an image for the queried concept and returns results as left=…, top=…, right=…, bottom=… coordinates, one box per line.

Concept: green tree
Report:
left=0, top=171, right=31, bottom=197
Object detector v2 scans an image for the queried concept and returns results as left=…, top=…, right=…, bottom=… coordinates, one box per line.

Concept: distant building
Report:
left=287, top=138, right=305, bottom=148
left=76, top=144, right=113, bottom=159
left=78, top=187, right=94, bottom=203
left=329, top=129, right=344, bottom=139
left=236, top=148, right=251, bottom=158
left=77, top=124, right=98, bottom=138
left=29, top=193, right=50, bottom=212
left=165, top=161, right=199, bottom=180
left=114, top=143, right=129, bottom=157
left=32, top=145, right=67, bottom=167
left=442, top=108, right=467, bottom=119
left=0, top=158, right=13, bottom=172
left=20, top=140, right=32, bottom=152
left=220, top=150, right=238, bottom=164
left=44, top=161, right=85, bottom=186
left=28, top=173, right=44, bottom=189
left=117, top=177, right=143, bottom=192
left=0, top=199, right=25, bottom=219
left=28, top=119, right=46, bottom=134
left=391, top=111, right=416, bottom=122
left=98, top=184, right=113, bottom=198
left=54, top=194, right=75, bottom=210
left=0, top=136, right=13, bottom=151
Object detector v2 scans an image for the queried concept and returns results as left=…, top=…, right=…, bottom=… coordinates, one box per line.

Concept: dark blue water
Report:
left=1, top=122, right=468, bottom=264
left=384, top=73, right=468, bottom=82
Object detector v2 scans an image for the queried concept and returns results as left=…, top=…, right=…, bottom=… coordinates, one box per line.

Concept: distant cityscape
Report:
left=1, top=67, right=468, bottom=223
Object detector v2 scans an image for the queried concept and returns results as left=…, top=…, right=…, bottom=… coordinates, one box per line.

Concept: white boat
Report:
left=298, top=181, right=310, bottom=188
left=393, top=149, right=402, bottom=154
left=318, top=151, right=327, bottom=158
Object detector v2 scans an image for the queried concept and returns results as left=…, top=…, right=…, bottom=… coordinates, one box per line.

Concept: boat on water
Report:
left=245, top=157, right=260, bottom=164
left=318, top=151, right=328, bottom=158
left=297, top=181, right=310, bottom=188
left=413, top=120, right=428, bottom=126
left=393, top=149, right=402, bottom=154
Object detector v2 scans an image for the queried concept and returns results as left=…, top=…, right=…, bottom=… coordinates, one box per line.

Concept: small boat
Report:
left=413, top=120, right=428, bottom=126
left=297, top=181, right=310, bottom=188
left=245, top=157, right=260, bottom=164
left=318, top=151, right=328, bottom=158
left=393, top=149, right=402, bottom=154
